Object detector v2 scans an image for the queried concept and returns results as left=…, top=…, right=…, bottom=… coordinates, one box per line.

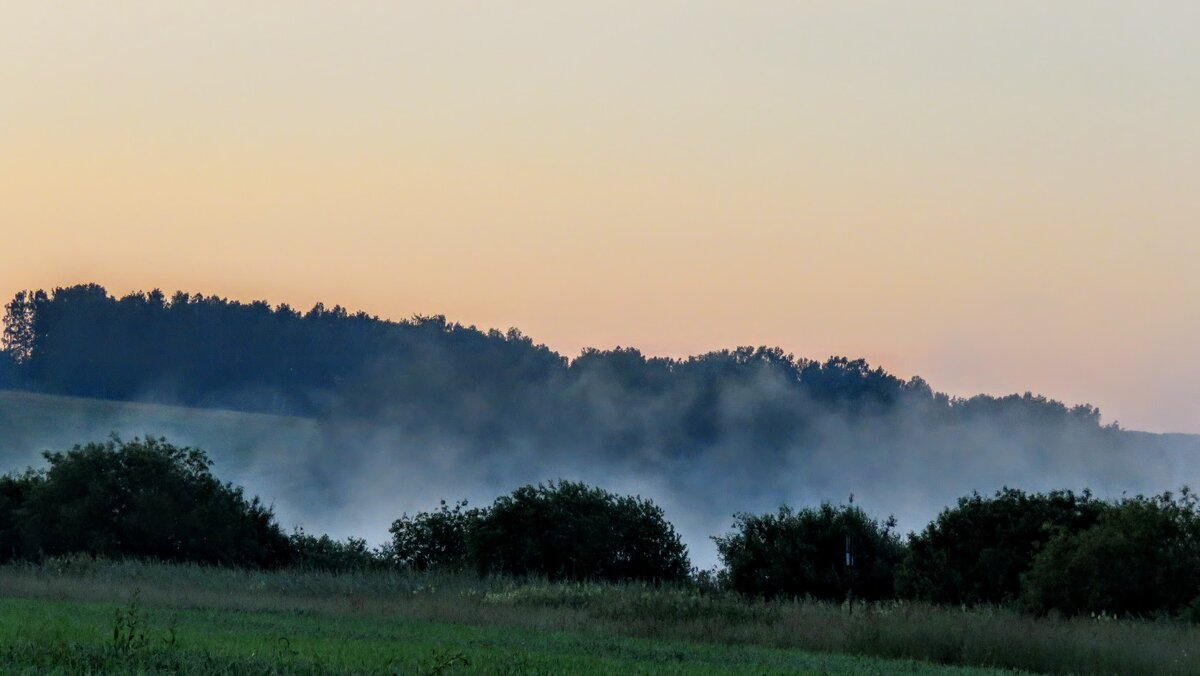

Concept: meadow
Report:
left=1, top=559, right=1195, bottom=675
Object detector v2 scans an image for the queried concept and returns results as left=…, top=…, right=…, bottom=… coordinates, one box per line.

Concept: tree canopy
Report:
left=1, top=285, right=1112, bottom=458
left=0, top=436, right=289, bottom=567
left=714, top=502, right=903, bottom=601
left=896, top=488, right=1108, bottom=605
left=469, top=481, right=690, bottom=583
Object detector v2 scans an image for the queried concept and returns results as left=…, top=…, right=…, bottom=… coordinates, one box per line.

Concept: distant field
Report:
left=1, top=560, right=1196, bottom=675
left=0, top=389, right=317, bottom=470
left=0, top=389, right=317, bottom=467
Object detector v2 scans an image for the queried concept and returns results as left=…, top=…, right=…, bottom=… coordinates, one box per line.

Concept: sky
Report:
left=2, top=1, right=1198, bottom=433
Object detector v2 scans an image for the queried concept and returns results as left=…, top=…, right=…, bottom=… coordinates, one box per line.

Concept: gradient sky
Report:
left=2, top=2, right=1198, bottom=433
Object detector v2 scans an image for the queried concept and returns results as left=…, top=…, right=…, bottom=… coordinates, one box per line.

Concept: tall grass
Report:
left=1, top=557, right=1195, bottom=675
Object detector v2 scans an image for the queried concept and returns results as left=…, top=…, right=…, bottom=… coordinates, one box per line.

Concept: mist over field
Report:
left=3, top=388, right=1196, bottom=570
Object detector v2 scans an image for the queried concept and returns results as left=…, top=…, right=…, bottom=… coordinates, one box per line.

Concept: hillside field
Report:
left=0, top=389, right=318, bottom=472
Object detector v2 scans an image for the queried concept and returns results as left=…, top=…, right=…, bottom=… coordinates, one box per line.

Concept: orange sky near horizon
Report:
left=2, top=2, right=1198, bottom=433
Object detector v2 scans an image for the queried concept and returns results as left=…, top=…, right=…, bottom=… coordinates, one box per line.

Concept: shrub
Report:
left=16, top=436, right=290, bottom=567
left=1022, top=491, right=1200, bottom=617
left=388, top=500, right=483, bottom=572
left=468, top=481, right=690, bottom=583
left=0, top=470, right=41, bottom=562
left=896, top=488, right=1106, bottom=605
left=713, top=502, right=903, bottom=601
left=287, top=528, right=388, bottom=573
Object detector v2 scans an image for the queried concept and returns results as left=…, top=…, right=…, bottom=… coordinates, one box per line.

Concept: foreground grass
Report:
left=0, top=560, right=1194, bottom=674
left=0, top=596, right=1004, bottom=675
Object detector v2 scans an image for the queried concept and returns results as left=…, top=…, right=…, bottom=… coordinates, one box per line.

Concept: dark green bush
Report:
left=15, top=436, right=289, bottom=567
left=0, top=470, right=41, bottom=562
left=1021, top=491, right=1200, bottom=617
left=287, top=528, right=387, bottom=573
left=896, top=488, right=1106, bottom=605
left=468, top=481, right=690, bottom=583
left=713, top=502, right=903, bottom=601
left=388, top=500, right=483, bottom=571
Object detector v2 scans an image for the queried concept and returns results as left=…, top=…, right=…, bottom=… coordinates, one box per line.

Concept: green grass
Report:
left=2, top=561, right=1197, bottom=675
left=0, top=596, right=1004, bottom=675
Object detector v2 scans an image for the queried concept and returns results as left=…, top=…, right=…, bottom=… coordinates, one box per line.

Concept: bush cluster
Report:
left=888, top=488, right=1200, bottom=617
left=286, top=529, right=386, bottom=573
left=388, top=500, right=482, bottom=572
left=0, top=439, right=691, bottom=585
left=0, top=437, right=289, bottom=568
left=470, top=481, right=690, bottom=582
left=389, top=482, right=690, bottom=583
left=714, top=502, right=903, bottom=602
left=1020, top=491, right=1200, bottom=617
left=895, top=488, right=1107, bottom=605
left=712, top=488, right=1200, bottom=619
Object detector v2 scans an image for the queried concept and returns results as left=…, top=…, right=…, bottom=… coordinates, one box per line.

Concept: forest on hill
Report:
left=2, top=284, right=1107, bottom=441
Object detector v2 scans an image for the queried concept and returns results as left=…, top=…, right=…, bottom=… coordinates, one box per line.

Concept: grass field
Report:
left=1, top=596, right=1008, bottom=675
left=1, top=560, right=1197, bottom=675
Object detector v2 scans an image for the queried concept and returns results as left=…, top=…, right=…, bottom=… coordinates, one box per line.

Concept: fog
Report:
left=3, top=386, right=1197, bottom=570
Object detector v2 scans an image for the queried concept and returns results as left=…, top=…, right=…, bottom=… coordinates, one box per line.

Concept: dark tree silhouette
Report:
left=389, top=500, right=483, bottom=572
left=1, top=284, right=1115, bottom=459
left=11, top=437, right=289, bottom=567
left=714, top=502, right=904, bottom=601
left=1022, top=490, right=1200, bottom=617
left=469, top=481, right=690, bottom=583
left=896, top=488, right=1108, bottom=605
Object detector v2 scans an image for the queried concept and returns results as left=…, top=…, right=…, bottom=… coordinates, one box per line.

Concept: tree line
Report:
left=1, top=436, right=1197, bottom=620
left=2, top=284, right=1111, bottom=454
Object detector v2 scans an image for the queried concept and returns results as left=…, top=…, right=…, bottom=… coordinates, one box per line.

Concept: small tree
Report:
left=288, top=528, right=386, bottom=573
left=714, top=501, right=903, bottom=601
left=18, top=436, right=289, bottom=567
left=896, top=488, right=1106, bottom=605
left=1021, top=491, right=1200, bottom=617
left=388, top=500, right=483, bottom=572
left=468, top=481, right=689, bottom=583
left=0, top=470, right=41, bottom=562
